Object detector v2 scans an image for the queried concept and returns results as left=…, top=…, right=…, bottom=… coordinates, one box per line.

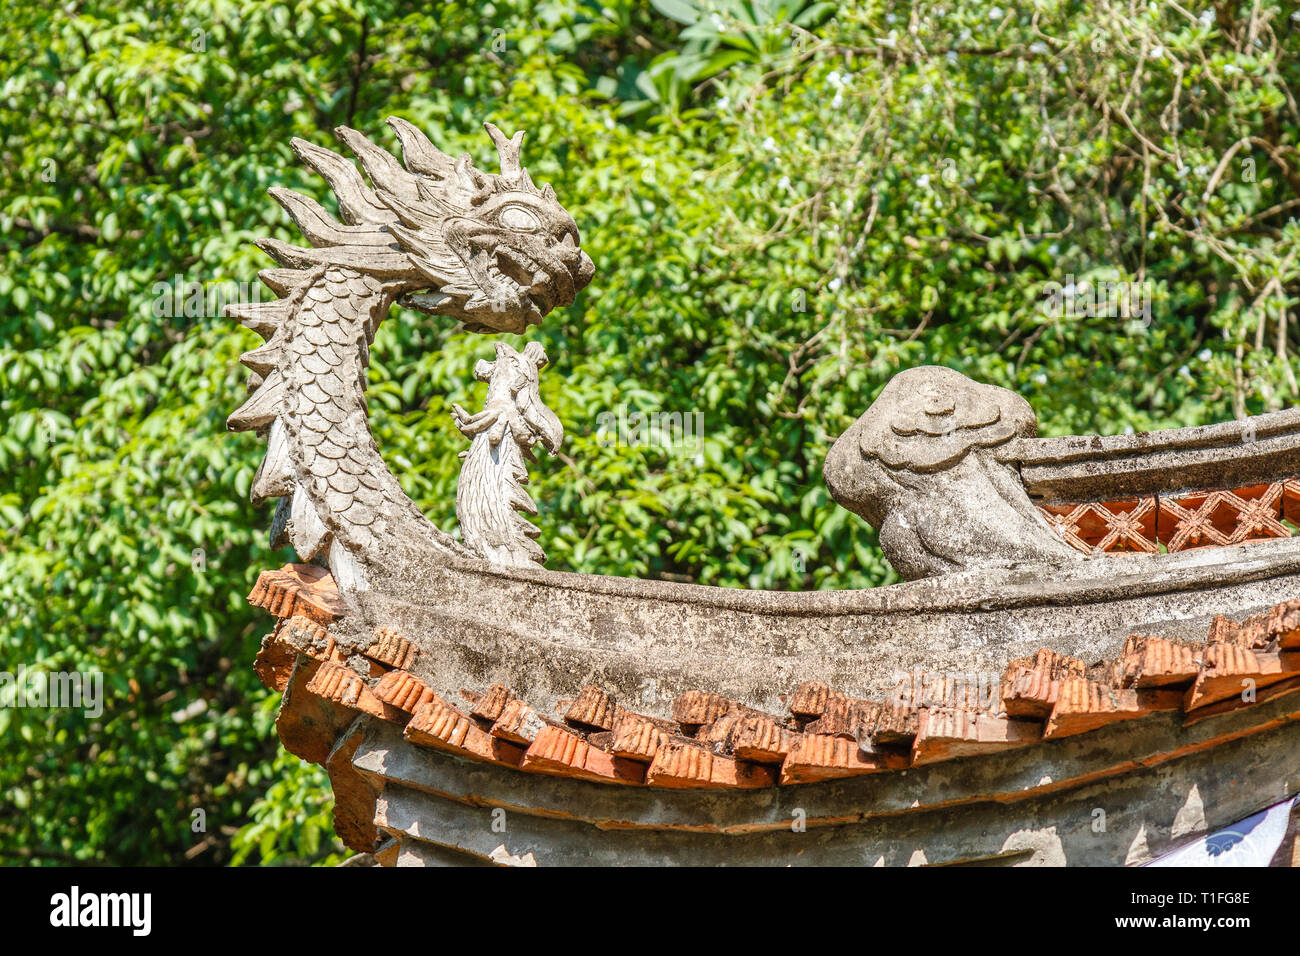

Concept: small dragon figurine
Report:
left=451, top=341, right=562, bottom=568
left=226, top=118, right=593, bottom=592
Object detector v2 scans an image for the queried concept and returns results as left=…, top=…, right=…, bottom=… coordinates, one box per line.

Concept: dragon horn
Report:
left=484, top=122, right=524, bottom=180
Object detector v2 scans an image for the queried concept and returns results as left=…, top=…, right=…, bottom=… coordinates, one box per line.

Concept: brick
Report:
left=911, top=708, right=1041, bottom=765
left=521, top=724, right=645, bottom=785
left=731, top=713, right=794, bottom=764
left=405, top=696, right=525, bottom=767
left=1044, top=678, right=1182, bottom=738
left=373, top=669, right=434, bottom=715
left=780, top=733, right=908, bottom=784
left=1184, top=645, right=1300, bottom=711
left=363, top=626, right=418, bottom=670
left=470, top=683, right=516, bottom=723
left=565, top=685, right=620, bottom=731
left=646, top=739, right=774, bottom=789
left=490, top=697, right=546, bottom=745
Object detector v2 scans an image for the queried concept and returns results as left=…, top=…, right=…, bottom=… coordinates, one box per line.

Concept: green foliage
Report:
left=2, top=0, right=1298, bottom=863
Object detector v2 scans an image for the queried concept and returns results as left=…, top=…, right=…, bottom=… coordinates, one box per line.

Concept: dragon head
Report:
left=258, top=117, right=595, bottom=333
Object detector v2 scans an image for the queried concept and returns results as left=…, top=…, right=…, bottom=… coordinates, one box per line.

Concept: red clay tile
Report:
left=470, top=683, right=516, bottom=723
left=780, top=733, right=908, bottom=783
left=672, top=689, right=734, bottom=727
left=490, top=697, right=546, bottom=745
left=565, top=685, right=620, bottom=731
left=804, top=696, right=882, bottom=738
left=1044, top=677, right=1181, bottom=738
left=609, top=712, right=672, bottom=763
left=1000, top=649, right=1087, bottom=719
left=363, top=626, right=418, bottom=670
left=646, top=739, right=774, bottom=789
left=522, top=724, right=645, bottom=785
left=373, top=669, right=434, bottom=715
left=405, top=696, right=525, bottom=767
left=731, top=713, right=794, bottom=764
left=912, top=708, right=1042, bottom=764
left=1184, top=645, right=1300, bottom=710
left=788, top=681, right=840, bottom=719
left=304, top=660, right=387, bottom=719
left=248, top=563, right=344, bottom=624
left=1111, top=634, right=1199, bottom=689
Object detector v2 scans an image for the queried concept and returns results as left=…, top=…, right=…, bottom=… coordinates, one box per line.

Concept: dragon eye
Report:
left=498, top=205, right=540, bottom=232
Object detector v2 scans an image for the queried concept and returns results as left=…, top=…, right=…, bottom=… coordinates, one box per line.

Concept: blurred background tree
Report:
left=1, top=0, right=1297, bottom=864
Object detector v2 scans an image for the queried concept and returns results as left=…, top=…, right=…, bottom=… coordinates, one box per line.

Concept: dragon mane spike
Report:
left=258, top=268, right=311, bottom=297
left=289, top=137, right=389, bottom=226
left=385, top=116, right=457, bottom=178
left=334, top=126, right=421, bottom=203
left=484, top=122, right=524, bottom=180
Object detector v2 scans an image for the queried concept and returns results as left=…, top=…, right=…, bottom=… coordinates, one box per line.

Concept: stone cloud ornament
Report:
left=824, top=366, right=1083, bottom=579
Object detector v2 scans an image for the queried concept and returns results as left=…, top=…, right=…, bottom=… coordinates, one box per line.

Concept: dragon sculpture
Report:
left=226, top=118, right=593, bottom=593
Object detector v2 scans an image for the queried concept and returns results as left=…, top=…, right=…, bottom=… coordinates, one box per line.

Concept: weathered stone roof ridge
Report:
left=250, top=563, right=1300, bottom=801
left=349, top=533, right=1300, bottom=618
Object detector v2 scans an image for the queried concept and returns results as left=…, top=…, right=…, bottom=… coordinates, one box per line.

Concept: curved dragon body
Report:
left=227, top=119, right=593, bottom=592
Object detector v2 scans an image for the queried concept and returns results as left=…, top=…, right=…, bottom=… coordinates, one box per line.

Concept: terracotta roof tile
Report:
left=780, top=733, right=907, bottom=784
left=304, top=661, right=386, bottom=719
left=731, top=713, right=794, bottom=764
left=865, top=701, right=921, bottom=747
left=470, top=683, right=516, bottom=723
left=1234, top=599, right=1300, bottom=651
left=912, top=708, right=1042, bottom=764
left=1044, top=678, right=1181, bottom=738
left=788, top=680, right=840, bottom=719
left=521, top=724, right=645, bottom=785
left=804, top=696, right=882, bottom=738
left=249, top=566, right=1300, bottom=793
left=1000, top=649, right=1087, bottom=719
left=405, top=696, right=525, bottom=767
left=1184, top=644, right=1300, bottom=710
left=363, top=626, right=418, bottom=670
left=278, top=615, right=335, bottom=660
left=671, top=689, right=734, bottom=727
left=646, top=739, right=775, bottom=789
left=254, top=632, right=297, bottom=692
left=373, top=669, right=435, bottom=715
left=565, top=685, right=620, bottom=731
left=1112, top=634, right=1199, bottom=688
left=609, top=712, right=670, bottom=763
left=248, top=564, right=344, bottom=624
left=490, top=697, right=546, bottom=745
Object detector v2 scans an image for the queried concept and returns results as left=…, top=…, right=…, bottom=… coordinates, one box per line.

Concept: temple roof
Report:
left=248, top=563, right=1300, bottom=864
